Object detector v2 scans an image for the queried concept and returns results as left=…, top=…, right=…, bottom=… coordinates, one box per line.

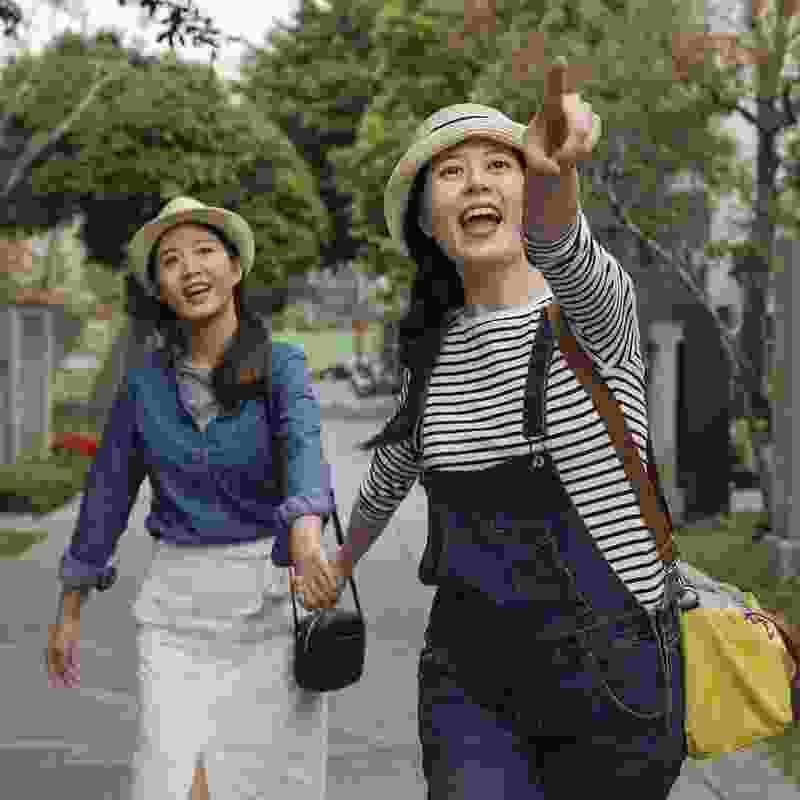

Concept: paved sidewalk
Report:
left=0, top=413, right=797, bottom=799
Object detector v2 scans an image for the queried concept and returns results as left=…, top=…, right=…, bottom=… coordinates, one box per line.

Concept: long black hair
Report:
left=126, top=221, right=270, bottom=414
left=358, top=165, right=465, bottom=451
left=359, top=144, right=528, bottom=451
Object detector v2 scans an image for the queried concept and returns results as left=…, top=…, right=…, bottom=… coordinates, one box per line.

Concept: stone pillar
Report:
left=648, top=320, right=686, bottom=526
left=764, top=237, right=800, bottom=578
left=0, top=302, right=56, bottom=465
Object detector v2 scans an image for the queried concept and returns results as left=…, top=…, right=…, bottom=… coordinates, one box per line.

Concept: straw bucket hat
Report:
left=128, top=196, right=256, bottom=297
left=384, top=104, right=529, bottom=258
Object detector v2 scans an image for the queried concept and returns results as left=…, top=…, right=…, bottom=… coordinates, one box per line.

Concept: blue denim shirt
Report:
left=58, top=340, right=334, bottom=590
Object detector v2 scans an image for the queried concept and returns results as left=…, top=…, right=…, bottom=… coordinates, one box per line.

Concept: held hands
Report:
left=523, top=57, right=602, bottom=176
left=289, top=527, right=351, bottom=610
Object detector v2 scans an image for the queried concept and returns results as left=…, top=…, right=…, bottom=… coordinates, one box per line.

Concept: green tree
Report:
left=0, top=30, right=330, bottom=285
left=325, top=0, right=797, bottom=530
left=237, top=0, right=382, bottom=273
left=0, top=30, right=332, bottom=425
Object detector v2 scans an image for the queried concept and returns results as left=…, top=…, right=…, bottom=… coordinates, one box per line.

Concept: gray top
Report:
left=175, top=361, right=220, bottom=432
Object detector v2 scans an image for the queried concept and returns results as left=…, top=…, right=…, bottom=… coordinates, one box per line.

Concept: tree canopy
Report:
left=0, top=30, right=331, bottom=289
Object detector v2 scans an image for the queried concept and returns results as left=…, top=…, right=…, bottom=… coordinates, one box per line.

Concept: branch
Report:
left=224, top=33, right=259, bottom=51
left=699, top=79, right=760, bottom=127
left=596, top=166, right=761, bottom=397
left=0, top=65, right=120, bottom=198
left=782, top=79, right=799, bottom=126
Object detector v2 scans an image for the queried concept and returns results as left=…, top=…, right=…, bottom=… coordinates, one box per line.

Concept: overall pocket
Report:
left=589, top=625, right=672, bottom=722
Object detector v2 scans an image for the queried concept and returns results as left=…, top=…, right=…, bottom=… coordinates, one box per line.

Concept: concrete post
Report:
left=764, top=237, right=800, bottom=579
left=649, top=320, right=686, bottom=526
left=0, top=304, right=54, bottom=464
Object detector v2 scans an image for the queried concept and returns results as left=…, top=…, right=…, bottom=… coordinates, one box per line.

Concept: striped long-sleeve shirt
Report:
left=351, top=210, right=666, bottom=613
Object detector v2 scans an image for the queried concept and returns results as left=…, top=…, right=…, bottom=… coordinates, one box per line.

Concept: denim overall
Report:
left=416, top=315, right=687, bottom=798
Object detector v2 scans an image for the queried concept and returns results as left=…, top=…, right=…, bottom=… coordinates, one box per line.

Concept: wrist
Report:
left=59, top=589, right=86, bottom=623
left=335, top=544, right=355, bottom=577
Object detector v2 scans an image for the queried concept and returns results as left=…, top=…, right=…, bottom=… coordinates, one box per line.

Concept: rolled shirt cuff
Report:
left=58, top=549, right=117, bottom=591
left=271, top=490, right=336, bottom=567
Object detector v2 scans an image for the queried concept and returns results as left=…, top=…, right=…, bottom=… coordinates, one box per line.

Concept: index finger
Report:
left=543, top=57, right=569, bottom=105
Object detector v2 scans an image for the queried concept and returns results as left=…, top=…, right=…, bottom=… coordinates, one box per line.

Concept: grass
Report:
left=0, top=528, right=48, bottom=558
left=273, top=324, right=383, bottom=378
left=673, top=512, right=800, bottom=785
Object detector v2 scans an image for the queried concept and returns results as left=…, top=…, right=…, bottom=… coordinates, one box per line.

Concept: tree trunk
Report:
left=734, top=73, right=782, bottom=529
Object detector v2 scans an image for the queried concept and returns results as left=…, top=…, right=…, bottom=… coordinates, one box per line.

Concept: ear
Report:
left=231, top=257, right=243, bottom=286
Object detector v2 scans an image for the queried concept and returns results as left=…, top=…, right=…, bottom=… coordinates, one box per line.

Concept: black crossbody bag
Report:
left=260, top=334, right=366, bottom=692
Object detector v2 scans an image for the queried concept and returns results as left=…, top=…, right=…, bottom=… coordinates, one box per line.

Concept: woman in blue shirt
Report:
left=46, top=197, right=340, bottom=800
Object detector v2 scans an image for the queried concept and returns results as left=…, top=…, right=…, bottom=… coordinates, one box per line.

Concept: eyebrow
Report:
left=436, top=146, right=512, bottom=164
left=159, top=238, right=218, bottom=259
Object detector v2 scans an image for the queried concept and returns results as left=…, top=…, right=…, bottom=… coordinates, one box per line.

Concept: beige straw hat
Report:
left=128, top=196, right=255, bottom=297
left=384, top=104, right=529, bottom=257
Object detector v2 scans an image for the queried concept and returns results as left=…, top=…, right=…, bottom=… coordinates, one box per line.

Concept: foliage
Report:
left=0, top=529, right=48, bottom=559
left=0, top=458, right=88, bottom=514
left=3, top=0, right=231, bottom=58
left=237, top=0, right=382, bottom=274
left=321, top=0, right=738, bottom=297
left=0, top=31, right=331, bottom=287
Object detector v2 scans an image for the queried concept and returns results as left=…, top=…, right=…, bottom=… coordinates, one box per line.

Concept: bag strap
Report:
left=544, top=303, right=679, bottom=566
left=259, top=329, right=363, bottom=623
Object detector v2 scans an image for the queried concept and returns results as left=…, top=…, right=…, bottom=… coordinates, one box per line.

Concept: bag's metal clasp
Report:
left=528, top=441, right=546, bottom=470
left=664, top=560, right=700, bottom=611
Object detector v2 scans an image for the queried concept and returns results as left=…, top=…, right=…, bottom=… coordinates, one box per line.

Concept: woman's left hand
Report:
left=523, top=57, right=602, bottom=176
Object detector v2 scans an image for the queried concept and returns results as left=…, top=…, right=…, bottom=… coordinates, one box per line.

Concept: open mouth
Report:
left=460, top=206, right=503, bottom=236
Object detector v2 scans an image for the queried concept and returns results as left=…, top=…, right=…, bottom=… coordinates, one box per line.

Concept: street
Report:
left=0, top=409, right=797, bottom=799
left=0, top=413, right=434, bottom=798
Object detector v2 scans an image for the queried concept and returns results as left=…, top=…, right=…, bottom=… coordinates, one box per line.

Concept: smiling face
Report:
left=154, top=223, right=242, bottom=323
left=428, top=136, right=527, bottom=275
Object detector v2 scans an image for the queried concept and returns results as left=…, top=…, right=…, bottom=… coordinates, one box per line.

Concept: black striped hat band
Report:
left=428, top=114, right=493, bottom=134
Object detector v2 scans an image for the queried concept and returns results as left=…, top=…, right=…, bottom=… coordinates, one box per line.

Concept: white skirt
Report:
left=129, top=537, right=328, bottom=800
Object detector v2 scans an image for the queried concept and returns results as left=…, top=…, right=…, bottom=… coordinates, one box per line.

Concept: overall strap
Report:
left=544, top=303, right=679, bottom=566
left=522, top=307, right=556, bottom=440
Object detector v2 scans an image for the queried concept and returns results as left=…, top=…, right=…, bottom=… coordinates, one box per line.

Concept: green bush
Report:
left=0, top=460, right=87, bottom=515
left=0, top=528, right=48, bottom=558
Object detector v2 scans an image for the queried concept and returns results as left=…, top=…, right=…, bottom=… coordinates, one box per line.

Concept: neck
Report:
left=461, top=257, right=548, bottom=308
left=185, top=300, right=239, bottom=368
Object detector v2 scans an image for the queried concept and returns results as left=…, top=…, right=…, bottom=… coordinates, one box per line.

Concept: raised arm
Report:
left=522, top=60, right=643, bottom=378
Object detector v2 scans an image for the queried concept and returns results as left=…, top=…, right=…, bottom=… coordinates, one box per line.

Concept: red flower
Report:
left=51, top=432, right=98, bottom=458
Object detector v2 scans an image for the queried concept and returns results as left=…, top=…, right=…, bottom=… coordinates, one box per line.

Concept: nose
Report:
left=462, top=163, right=492, bottom=193
left=178, top=257, right=203, bottom=280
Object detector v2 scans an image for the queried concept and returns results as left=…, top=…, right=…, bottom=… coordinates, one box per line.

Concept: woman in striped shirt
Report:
left=332, top=63, right=687, bottom=797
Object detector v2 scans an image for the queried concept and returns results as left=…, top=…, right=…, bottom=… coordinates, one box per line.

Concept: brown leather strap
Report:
left=543, top=304, right=800, bottom=666
left=544, top=303, right=677, bottom=565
